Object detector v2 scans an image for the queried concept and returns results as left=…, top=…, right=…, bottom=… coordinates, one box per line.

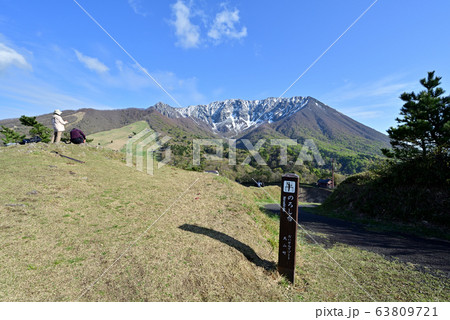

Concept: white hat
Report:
left=54, top=109, right=62, bottom=115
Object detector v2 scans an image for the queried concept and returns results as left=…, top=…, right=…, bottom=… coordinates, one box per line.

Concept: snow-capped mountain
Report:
left=148, top=96, right=390, bottom=151
left=0, top=95, right=389, bottom=157
left=152, top=96, right=313, bottom=135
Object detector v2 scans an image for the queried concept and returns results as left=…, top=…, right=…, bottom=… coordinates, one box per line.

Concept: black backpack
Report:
left=19, top=136, right=42, bottom=145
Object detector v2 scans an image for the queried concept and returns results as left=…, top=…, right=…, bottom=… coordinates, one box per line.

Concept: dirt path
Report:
left=264, top=204, right=450, bottom=278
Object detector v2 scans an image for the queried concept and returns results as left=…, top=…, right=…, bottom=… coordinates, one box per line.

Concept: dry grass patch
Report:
left=0, top=144, right=286, bottom=301
left=1, top=144, right=448, bottom=301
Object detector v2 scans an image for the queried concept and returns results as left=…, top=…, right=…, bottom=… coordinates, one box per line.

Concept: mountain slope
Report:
left=0, top=108, right=150, bottom=137
left=177, top=96, right=311, bottom=135
left=88, top=121, right=150, bottom=150
left=0, top=107, right=216, bottom=139
left=151, top=96, right=390, bottom=157
left=266, top=98, right=389, bottom=156
left=271, top=98, right=388, bottom=143
left=144, top=108, right=216, bottom=139
left=152, top=96, right=388, bottom=144
left=0, top=96, right=389, bottom=161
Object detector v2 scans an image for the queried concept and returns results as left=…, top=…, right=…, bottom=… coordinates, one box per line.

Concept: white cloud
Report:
left=88, top=59, right=206, bottom=106
left=0, top=43, right=31, bottom=71
left=323, top=75, right=415, bottom=105
left=340, top=107, right=384, bottom=119
left=104, top=60, right=154, bottom=90
left=368, top=82, right=411, bottom=97
left=170, top=0, right=201, bottom=49
left=207, top=7, right=247, bottom=42
left=316, top=74, right=417, bottom=132
left=74, top=49, right=109, bottom=74
left=128, top=0, right=148, bottom=17
left=0, top=80, right=112, bottom=117
left=152, top=71, right=206, bottom=105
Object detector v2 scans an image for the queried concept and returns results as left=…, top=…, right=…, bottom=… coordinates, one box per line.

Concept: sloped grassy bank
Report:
left=0, top=143, right=288, bottom=301
left=0, top=144, right=448, bottom=301
left=322, top=158, right=450, bottom=235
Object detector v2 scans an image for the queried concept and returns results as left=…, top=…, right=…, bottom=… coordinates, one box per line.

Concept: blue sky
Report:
left=1, top=0, right=449, bottom=133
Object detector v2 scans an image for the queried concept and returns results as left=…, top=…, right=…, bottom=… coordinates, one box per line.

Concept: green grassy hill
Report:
left=0, top=144, right=447, bottom=301
left=322, top=159, right=450, bottom=235
left=88, top=121, right=150, bottom=151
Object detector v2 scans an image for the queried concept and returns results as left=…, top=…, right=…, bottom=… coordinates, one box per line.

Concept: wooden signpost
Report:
left=278, top=173, right=299, bottom=283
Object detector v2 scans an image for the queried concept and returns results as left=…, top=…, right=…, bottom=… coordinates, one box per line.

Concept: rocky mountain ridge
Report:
left=152, top=96, right=316, bottom=135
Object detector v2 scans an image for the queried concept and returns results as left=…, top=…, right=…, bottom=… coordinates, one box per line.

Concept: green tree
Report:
left=19, top=115, right=52, bottom=143
left=382, top=71, right=450, bottom=160
left=0, top=126, right=25, bottom=145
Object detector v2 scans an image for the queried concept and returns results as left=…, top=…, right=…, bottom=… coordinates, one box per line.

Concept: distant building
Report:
left=317, top=178, right=332, bottom=188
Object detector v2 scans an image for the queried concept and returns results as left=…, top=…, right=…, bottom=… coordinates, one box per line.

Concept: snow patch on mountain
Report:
left=152, top=96, right=316, bottom=135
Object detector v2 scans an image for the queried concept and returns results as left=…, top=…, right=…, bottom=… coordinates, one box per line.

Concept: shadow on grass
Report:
left=258, top=205, right=280, bottom=220
left=179, top=224, right=276, bottom=271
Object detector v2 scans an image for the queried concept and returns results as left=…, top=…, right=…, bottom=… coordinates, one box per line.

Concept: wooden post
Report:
left=278, top=173, right=299, bottom=283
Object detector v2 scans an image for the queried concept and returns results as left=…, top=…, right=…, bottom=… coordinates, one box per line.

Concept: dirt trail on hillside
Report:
left=265, top=204, right=450, bottom=278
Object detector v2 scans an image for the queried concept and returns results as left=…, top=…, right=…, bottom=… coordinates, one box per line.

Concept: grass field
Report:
left=88, top=121, right=150, bottom=151
left=0, top=143, right=448, bottom=301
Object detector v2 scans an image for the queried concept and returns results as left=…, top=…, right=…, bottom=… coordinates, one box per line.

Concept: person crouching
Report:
left=70, top=128, right=87, bottom=144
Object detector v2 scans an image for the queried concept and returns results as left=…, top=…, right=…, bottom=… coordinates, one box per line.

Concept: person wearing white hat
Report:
left=51, top=109, right=68, bottom=143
